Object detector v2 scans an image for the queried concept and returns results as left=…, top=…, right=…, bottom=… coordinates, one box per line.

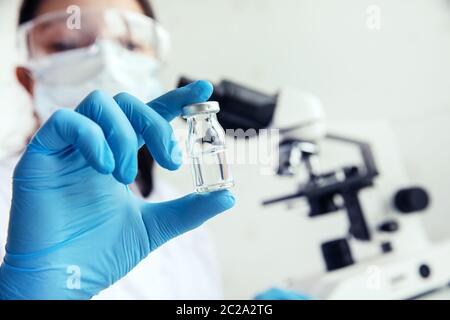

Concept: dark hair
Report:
left=18, top=0, right=156, bottom=198
left=19, top=0, right=156, bottom=24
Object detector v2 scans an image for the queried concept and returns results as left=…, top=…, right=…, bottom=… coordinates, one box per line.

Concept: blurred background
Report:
left=1, top=0, right=450, bottom=299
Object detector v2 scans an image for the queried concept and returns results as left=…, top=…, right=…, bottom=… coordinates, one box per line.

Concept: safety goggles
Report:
left=17, top=8, right=170, bottom=63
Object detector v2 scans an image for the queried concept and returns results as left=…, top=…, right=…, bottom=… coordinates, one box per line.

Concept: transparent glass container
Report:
left=182, top=101, right=234, bottom=193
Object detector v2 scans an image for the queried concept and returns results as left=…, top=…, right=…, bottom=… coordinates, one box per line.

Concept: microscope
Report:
left=179, top=77, right=450, bottom=299
left=262, top=88, right=450, bottom=299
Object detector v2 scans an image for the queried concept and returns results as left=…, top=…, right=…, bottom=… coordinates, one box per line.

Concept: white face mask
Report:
left=28, top=40, right=164, bottom=122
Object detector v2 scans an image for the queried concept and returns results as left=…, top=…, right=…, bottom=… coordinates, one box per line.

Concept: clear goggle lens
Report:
left=17, top=8, right=170, bottom=62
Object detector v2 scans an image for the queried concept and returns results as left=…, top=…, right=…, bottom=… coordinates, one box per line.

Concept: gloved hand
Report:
left=0, top=81, right=235, bottom=300
left=254, top=288, right=311, bottom=300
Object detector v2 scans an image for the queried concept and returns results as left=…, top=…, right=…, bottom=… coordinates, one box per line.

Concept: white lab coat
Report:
left=0, top=153, right=223, bottom=300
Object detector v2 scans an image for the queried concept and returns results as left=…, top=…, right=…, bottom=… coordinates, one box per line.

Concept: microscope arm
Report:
left=326, top=133, right=379, bottom=177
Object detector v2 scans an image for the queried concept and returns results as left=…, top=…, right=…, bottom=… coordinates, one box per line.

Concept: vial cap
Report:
left=182, top=101, right=220, bottom=118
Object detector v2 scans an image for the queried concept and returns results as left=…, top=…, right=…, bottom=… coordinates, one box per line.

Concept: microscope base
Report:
left=288, top=240, right=450, bottom=300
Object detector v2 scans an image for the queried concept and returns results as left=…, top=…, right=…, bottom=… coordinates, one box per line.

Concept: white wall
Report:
left=1, top=0, right=450, bottom=299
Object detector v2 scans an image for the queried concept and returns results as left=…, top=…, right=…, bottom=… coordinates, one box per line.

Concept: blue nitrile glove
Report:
left=254, top=288, right=311, bottom=300
left=0, top=81, right=235, bottom=300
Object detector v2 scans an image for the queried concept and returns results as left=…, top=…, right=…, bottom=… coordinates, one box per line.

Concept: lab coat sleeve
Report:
left=0, top=156, right=18, bottom=266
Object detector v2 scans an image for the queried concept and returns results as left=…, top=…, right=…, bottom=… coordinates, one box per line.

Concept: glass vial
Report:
left=182, top=101, right=234, bottom=193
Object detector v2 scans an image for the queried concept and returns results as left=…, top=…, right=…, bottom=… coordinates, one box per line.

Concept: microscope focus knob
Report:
left=394, top=187, right=430, bottom=214
left=321, top=238, right=354, bottom=272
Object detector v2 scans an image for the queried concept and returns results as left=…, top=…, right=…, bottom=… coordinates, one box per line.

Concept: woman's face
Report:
left=17, top=0, right=150, bottom=97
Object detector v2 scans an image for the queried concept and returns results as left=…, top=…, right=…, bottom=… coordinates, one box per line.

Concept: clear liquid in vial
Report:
left=191, top=147, right=234, bottom=193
